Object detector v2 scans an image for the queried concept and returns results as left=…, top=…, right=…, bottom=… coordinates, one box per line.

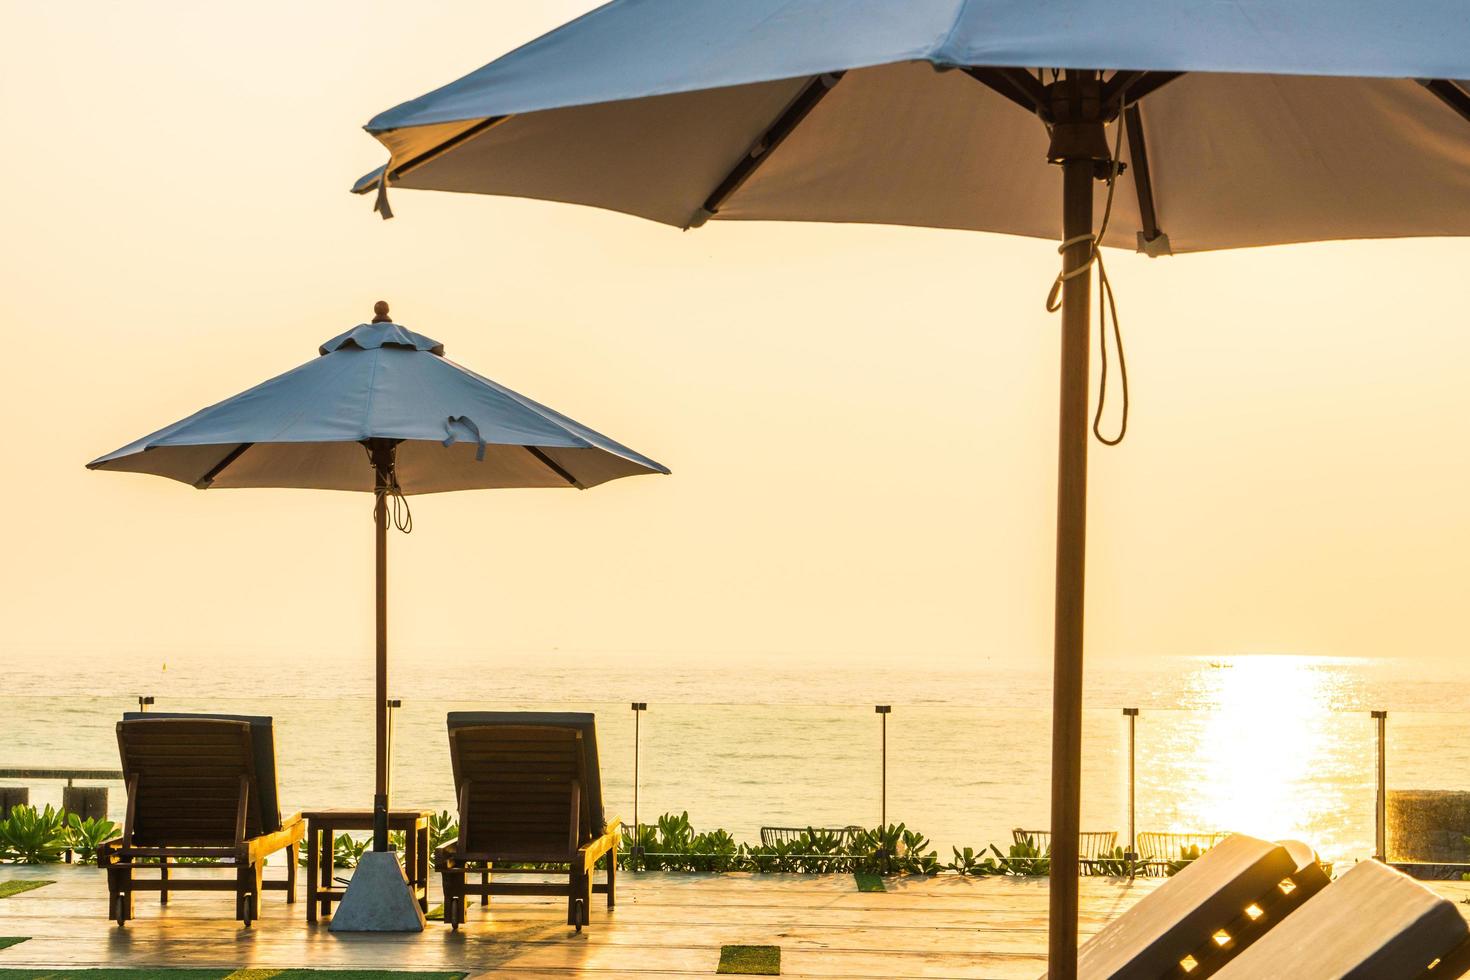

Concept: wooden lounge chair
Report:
left=436, top=711, right=620, bottom=932
left=1053, top=833, right=1329, bottom=979
left=1214, top=859, right=1470, bottom=979
left=98, top=713, right=304, bottom=927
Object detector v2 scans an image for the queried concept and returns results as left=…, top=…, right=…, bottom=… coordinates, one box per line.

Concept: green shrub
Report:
left=948, top=846, right=1002, bottom=876
left=429, top=810, right=458, bottom=851
left=0, top=805, right=70, bottom=864
left=1087, top=846, right=1135, bottom=876
left=1164, top=844, right=1204, bottom=876
left=65, top=814, right=119, bottom=865
left=991, top=837, right=1050, bottom=876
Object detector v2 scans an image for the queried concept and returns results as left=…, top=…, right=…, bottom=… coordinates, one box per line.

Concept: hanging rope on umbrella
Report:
left=383, top=468, right=413, bottom=533
left=1045, top=100, right=1131, bottom=447
left=366, top=441, right=414, bottom=534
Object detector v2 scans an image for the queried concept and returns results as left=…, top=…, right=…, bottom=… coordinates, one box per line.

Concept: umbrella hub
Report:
left=319, top=321, right=445, bottom=357
left=1042, top=73, right=1114, bottom=168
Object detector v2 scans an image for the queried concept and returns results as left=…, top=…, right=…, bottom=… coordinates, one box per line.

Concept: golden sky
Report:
left=4, top=2, right=1469, bottom=674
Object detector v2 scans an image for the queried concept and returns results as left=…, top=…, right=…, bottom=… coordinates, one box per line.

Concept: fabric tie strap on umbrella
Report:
left=443, top=415, right=487, bottom=461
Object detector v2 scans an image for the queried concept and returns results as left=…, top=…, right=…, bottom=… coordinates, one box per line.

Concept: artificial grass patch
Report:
left=0, top=939, right=29, bottom=951
left=853, top=872, right=886, bottom=892
left=717, top=945, right=780, bottom=975
left=0, top=882, right=52, bottom=900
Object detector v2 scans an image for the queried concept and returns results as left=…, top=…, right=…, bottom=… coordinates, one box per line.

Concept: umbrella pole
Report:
left=372, top=446, right=391, bottom=852
left=1046, top=72, right=1102, bottom=979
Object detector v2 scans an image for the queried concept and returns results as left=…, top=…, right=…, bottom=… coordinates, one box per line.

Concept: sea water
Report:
left=5, top=654, right=1470, bottom=864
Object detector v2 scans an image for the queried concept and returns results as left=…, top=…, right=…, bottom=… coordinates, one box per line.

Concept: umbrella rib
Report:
left=693, top=72, right=844, bottom=224
left=1103, top=70, right=1184, bottom=108
left=962, top=67, right=1046, bottom=114
left=1123, top=104, right=1168, bottom=252
left=193, top=442, right=254, bottom=489
left=525, top=446, right=584, bottom=489
left=1420, top=79, right=1470, bottom=125
left=366, top=115, right=513, bottom=191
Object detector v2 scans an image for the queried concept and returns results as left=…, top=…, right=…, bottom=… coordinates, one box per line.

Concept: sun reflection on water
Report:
left=1139, top=655, right=1372, bottom=862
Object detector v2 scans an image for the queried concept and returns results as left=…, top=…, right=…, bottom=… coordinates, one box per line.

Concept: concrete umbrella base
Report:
left=328, top=851, right=427, bottom=932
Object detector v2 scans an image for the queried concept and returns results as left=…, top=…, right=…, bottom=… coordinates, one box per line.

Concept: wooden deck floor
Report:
left=4, top=864, right=1467, bottom=979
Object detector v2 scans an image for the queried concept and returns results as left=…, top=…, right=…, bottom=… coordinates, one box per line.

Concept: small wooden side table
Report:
left=303, top=808, right=432, bottom=923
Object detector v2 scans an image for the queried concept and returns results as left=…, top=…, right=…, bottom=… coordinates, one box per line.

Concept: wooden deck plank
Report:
left=0, top=865, right=1165, bottom=979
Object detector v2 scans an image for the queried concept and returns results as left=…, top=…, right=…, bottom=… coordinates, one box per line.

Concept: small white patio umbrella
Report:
left=349, top=3, right=1470, bottom=969
left=89, top=303, right=669, bottom=859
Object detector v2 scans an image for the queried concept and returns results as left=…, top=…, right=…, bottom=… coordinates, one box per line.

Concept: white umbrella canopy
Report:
left=352, top=3, right=1470, bottom=971
left=88, top=315, right=668, bottom=492
left=352, top=0, right=1470, bottom=252
left=89, top=304, right=668, bottom=856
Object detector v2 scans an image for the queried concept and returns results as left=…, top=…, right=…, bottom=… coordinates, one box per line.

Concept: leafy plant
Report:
left=948, top=846, right=1001, bottom=876
left=299, top=832, right=371, bottom=868
left=65, top=814, right=119, bottom=865
left=849, top=823, right=938, bottom=875
left=991, top=837, right=1050, bottom=876
left=1086, top=846, right=1134, bottom=877
left=429, top=810, right=458, bottom=851
left=334, top=833, right=371, bottom=868
left=0, top=805, right=70, bottom=864
left=1165, top=844, right=1204, bottom=876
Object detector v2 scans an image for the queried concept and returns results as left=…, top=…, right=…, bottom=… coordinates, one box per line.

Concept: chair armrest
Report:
left=434, top=838, right=461, bottom=869
left=244, top=816, right=308, bottom=864
left=578, top=827, right=620, bottom=872
left=96, top=835, right=125, bottom=866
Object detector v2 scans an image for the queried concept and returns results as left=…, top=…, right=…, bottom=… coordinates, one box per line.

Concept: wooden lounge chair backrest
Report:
left=1061, top=833, right=1329, bottom=979
left=116, top=716, right=278, bottom=846
left=121, top=712, right=283, bottom=835
left=1214, top=859, right=1470, bottom=979
left=447, top=711, right=605, bottom=861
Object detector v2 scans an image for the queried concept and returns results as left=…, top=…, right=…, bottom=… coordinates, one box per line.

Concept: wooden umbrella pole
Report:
left=372, top=442, right=392, bottom=852
left=1045, top=69, right=1104, bottom=979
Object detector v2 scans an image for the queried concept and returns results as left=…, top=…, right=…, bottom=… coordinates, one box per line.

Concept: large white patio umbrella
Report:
left=349, top=3, right=1470, bottom=970
left=89, top=304, right=668, bottom=855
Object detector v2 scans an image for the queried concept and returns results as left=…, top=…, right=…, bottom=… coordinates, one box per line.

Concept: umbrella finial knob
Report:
left=372, top=300, right=391, bottom=323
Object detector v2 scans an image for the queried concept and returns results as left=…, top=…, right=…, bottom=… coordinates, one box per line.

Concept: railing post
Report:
left=1123, top=708, right=1138, bottom=878
left=137, top=695, right=154, bottom=713
left=631, top=702, right=646, bottom=871
left=1373, top=710, right=1388, bottom=861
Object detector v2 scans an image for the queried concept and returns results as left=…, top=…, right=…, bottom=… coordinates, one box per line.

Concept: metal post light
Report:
left=1372, top=710, right=1388, bottom=861
left=1123, top=708, right=1138, bottom=877
left=632, top=702, right=647, bottom=871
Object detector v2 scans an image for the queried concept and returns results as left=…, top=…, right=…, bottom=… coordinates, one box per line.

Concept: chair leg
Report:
left=443, top=866, right=466, bottom=931
left=286, top=842, right=298, bottom=904
left=480, top=867, right=489, bottom=906
left=567, top=867, right=591, bottom=928
left=107, top=857, right=133, bottom=927
left=607, top=841, right=617, bottom=910
left=159, top=861, right=169, bottom=905
left=237, top=861, right=263, bottom=926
